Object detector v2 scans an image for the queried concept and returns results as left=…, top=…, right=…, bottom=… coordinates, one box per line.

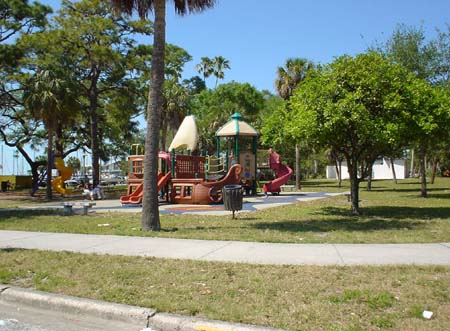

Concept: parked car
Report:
left=64, top=179, right=80, bottom=188
left=101, top=175, right=125, bottom=186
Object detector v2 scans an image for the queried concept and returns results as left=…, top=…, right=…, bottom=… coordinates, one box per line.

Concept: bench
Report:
left=280, top=185, right=295, bottom=192
left=62, top=202, right=96, bottom=216
left=344, top=193, right=351, bottom=202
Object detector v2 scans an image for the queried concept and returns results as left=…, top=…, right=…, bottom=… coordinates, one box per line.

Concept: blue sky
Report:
left=162, top=0, right=449, bottom=91
left=1, top=0, right=449, bottom=174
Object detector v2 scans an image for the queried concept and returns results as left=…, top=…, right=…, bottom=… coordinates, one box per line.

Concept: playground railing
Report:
left=175, top=155, right=206, bottom=179
left=204, top=155, right=227, bottom=176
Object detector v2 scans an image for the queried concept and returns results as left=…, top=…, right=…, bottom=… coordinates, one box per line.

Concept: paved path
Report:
left=1, top=230, right=449, bottom=266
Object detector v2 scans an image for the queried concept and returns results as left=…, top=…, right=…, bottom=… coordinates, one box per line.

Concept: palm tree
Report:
left=275, top=58, right=314, bottom=99
left=275, top=58, right=314, bottom=189
left=195, top=56, right=214, bottom=83
left=212, top=55, right=230, bottom=88
left=110, top=0, right=216, bottom=231
left=24, top=69, right=78, bottom=199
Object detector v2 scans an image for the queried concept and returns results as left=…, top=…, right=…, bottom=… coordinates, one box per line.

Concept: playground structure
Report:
left=31, top=156, right=74, bottom=196
left=120, top=150, right=172, bottom=204
left=262, top=148, right=293, bottom=195
left=121, top=113, right=262, bottom=205
left=52, top=157, right=73, bottom=195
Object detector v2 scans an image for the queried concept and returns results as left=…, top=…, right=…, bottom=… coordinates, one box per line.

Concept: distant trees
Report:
left=287, top=52, right=449, bottom=214
left=24, top=70, right=79, bottom=199
left=196, top=57, right=214, bottom=82
left=1, top=0, right=53, bottom=190
left=196, top=56, right=230, bottom=88
left=1, top=0, right=157, bottom=197
left=8, top=0, right=152, bottom=189
left=190, top=82, right=264, bottom=151
left=275, top=58, right=314, bottom=100
left=376, top=23, right=450, bottom=197
left=0, top=0, right=51, bottom=68
left=274, top=57, right=315, bottom=188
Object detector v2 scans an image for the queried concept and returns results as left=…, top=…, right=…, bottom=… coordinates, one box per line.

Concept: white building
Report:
left=326, top=158, right=407, bottom=180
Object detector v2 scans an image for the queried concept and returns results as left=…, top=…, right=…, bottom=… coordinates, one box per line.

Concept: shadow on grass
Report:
left=302, top=180, right=347, bottom=189
left=355, top=206, right=450, bottom=219
left=252, top=217, right=424, bottom=233
left=0, top=247, right=27, bottom=253
left=368, top=187, right=450, bottom=194
left=251, top=204, right=449, bottom=233
left=0, top=209, right=61, bottom=220
left=425, top=193, right=450, bottom=199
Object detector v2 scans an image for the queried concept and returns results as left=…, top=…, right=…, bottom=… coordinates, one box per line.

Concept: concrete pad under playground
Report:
left=24, top=191, right=345, bottom=216
left=1, top=230, right=449, bottom=266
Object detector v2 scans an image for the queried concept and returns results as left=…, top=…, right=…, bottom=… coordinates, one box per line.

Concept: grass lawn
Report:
left=0, top=178, right=449, bottom=244
left=1, top=249, right=449, bottom=331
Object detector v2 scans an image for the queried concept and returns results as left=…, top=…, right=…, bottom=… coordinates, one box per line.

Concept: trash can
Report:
left=1, top=181, right=7, bottom=192
left=223, top=184, right=243, bottom=218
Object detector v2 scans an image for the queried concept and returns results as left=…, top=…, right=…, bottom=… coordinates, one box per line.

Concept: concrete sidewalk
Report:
left=1, top=230, right=449, bottom=266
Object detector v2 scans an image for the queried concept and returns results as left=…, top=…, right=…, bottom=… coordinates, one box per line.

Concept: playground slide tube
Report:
left=52, top=158, right=73, bottom=195
left=120, top=172, right=171, bottom=205
left=263, top=165, right=293, bottom=193
left=120, top=183, right=144, bottom=204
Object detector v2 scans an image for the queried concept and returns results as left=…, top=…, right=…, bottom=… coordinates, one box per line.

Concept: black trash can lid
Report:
left=224, top=184, right=242, bottom=190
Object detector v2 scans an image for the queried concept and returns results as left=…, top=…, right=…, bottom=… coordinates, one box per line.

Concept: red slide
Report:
left=120, top=172, right=171, bottom=205
left=262, top=149, right=293, bottom=195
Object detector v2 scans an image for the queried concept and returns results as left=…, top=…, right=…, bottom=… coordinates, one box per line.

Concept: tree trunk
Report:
left=431, top=158, right=438, bottom=184
left=348, top=159, right=360, bottom=215
left=142, top=0, right=165, bottom=231
left=337, top=159, right=342, bottom=188
left=295, top=144, right=301, bottom=189
left=90, top=92, right=100, bottom=187
left=418, top=145, right=427, bottom=198
left=30, top=160, right=46, bottom=195
left=390, top=158, right=398, bottom=184
left=410, top=148, right=415, bottom=177
left=46, top=128, right=53, bottom=200
left=366, top=171, right=372, bottom=191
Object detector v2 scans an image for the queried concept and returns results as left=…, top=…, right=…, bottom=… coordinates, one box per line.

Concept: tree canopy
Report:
left=287, top=52, right=448, bottom=213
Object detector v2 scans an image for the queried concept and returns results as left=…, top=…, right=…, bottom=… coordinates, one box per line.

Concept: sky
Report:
left=1, top=0, right=449, bottom=175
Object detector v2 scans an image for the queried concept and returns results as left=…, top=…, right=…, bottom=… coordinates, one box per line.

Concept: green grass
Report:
left=1, top=249, right=449, bottom=331
left=0, top=178, right=449, bottom=243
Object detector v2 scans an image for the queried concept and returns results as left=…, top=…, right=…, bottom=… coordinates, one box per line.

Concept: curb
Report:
left=0, top=285, right=284, bottom=331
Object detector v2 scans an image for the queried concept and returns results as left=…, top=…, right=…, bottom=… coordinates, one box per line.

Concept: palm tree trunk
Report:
left=161, top=112, right=168, bottom=151
left=142, top=0, right=165, bottom=231
left=46, top=128, right=53, bottom=200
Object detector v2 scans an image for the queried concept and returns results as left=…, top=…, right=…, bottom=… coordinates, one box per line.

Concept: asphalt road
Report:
left=0, top=301, right=150, bottom=331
